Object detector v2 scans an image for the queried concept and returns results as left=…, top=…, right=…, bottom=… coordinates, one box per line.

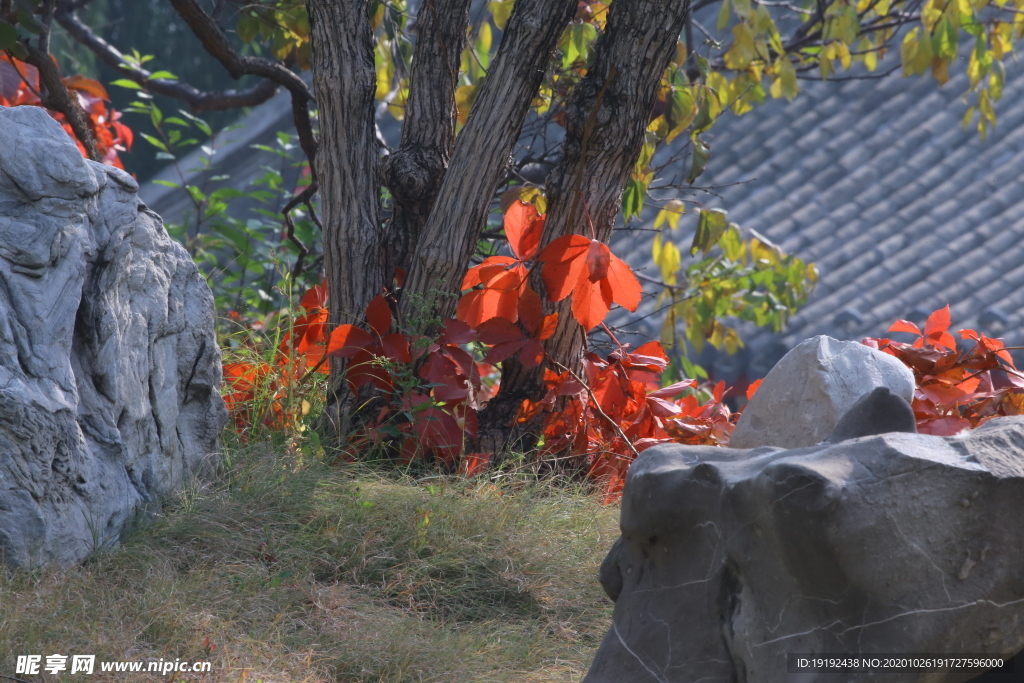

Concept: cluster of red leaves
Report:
left=0, top=55, right=133, bottom=168
left=863, top=305, right=1024, bottom=436
left=457, top=200, right=642, bottom=332
left=222, top=199, right=743, bottom=495
left=518, top=339, right=740, bottom=502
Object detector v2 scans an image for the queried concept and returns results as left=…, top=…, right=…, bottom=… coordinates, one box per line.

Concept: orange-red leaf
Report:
left=888, top=320, right=922, bottom=336
left=326, top=324, right=375, bottom=357
left=64, top=75, right=109, bottom=101
left=746, top=378, right=763, bottom=400
left=461, top=256, right=517, bottom=290
left=924, top=305, right=951, bottom=338
left=504, top=200, right=544, bottom=261
left=538, top=234, right=591, bottom=301
left=571, top=276, right=612, bottom=331
left=606, top=252, right=642, bottom=311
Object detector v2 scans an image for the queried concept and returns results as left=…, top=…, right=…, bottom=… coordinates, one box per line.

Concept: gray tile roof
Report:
left=614, top=60, right=1024, bottom=383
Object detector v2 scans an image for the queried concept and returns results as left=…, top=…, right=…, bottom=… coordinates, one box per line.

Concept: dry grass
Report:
left=0, top=446, right=618, bottom=682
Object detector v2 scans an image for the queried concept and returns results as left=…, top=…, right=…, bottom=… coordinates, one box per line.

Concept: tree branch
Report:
left=54, top=2, right=280, bottom=112
left=21, top=42, right=98, bottom=160
left=168, top=0, right=318, bottom=168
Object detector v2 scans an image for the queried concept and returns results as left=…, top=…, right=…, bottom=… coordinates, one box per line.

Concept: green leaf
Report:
left=717, top=0, right=731, bottom=31
left=237, top=12, right=260, bottom=43
left=622, top=178, right=645, bottom=221
left=691, top=209, right=728, bottom=256
left=111, top=78, right=143, bottom=90
left=140, top=133, right=168, bottom=152
left=687, top=136, right=711, bottom=183
left=15, top=10, right=43, bottom=34
left=0, top=21, right=19, bottom=51
left=148, top=70, right=178, bottom=80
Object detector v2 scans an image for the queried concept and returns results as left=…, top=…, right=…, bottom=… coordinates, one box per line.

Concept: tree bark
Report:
left=383, top=0, right=473, bottom=285
left=397, top=0, right=576, bottom=326
left=306, top=0, right=384, bottom=425
left=479, top=0, right=693, bottom=447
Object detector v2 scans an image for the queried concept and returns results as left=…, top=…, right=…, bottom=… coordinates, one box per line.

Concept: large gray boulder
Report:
left=730, top=335, right=916, bottom=449
left=585, top=414, right=1024, bottom=683
left=0, top=107, right=226, bottom=567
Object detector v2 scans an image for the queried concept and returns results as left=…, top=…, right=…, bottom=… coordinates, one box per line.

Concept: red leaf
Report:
left=64, top=75, right=109, bottom=100
left=518, top=340, right=546, bottom=367
left=538, top=234, right=591, bottom=301
left=461, top=256, right=518, bottom=289
left=300, top=280, right=328, bottom=311
left=326, top=324, right=375, bottom=357
left=648, top=379, right=696, bottom=398
left=712, top=380, right=726, bottom=403
left=517, top=287, right=558, bottom=341
left=888, top=319, right=922, bottom=336
left=571, top=275, right=612, bottom=331
left=504, top=200, right=544, bottom=261
left=365, top=294, right=391, bottom=336
left=380, top=332, right=412, bottom=363
left=477, top=316, right=525, bottom=345
left=606, top=252, right=642, bottom=312
left=456, top=276, right=522, bottom=327
left=586, top=240, right=611, bottom=282
left=484, top=339, right=528, bottom=364
left=745, top=378, right=763, bottom=400
left=923, top=305, right=952, bottom=338
left=440, top=318, right=476, bottom=345
left=459, top=452, right=493, bottom=477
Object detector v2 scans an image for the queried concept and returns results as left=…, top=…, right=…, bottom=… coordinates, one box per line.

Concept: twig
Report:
left=281, top=181, right=320, bottom=280
left=550, top=359, right=641, bottom=459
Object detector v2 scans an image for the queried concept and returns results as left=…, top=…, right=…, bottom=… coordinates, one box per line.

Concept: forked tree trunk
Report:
left=384, top=0, right=474, bottom=283
left=397, top=0, right=576, bottom=325
left=478, top=0, right=693, bottom=451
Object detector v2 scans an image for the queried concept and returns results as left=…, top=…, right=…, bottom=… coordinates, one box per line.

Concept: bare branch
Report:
left=54, top=3, right=280, bottom=111
left=167, top=0, right=317, bottom=167
left=21, top=42, right=98, bottom=160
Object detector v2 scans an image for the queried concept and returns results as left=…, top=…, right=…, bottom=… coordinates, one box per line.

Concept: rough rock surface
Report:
left=585, top=415, right=1024, bottom=683
left=731, top=335, right=916, bottom=449
left=0, top=107, right=226, bottom=567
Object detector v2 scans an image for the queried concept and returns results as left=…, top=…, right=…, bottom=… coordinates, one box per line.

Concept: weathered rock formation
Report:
left=0, top=107, right=226, bottom=567
left=731, top=335, right=916, bottom=449
left=585, top=399, right=1024, bottom=682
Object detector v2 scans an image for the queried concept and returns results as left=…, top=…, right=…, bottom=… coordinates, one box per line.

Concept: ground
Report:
left=0, top=447, right=618, bottom=682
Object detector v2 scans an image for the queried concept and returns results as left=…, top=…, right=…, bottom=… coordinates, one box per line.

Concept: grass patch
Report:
left=0, top=446, right=618, bottom=682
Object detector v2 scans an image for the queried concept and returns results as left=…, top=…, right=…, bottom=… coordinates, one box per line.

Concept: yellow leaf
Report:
left=724, top=22, right=757, bottom=70
left=835, top=41, right=852, bottom=69
left=488, top=0, right=513, bottom=30
left=932, top=56, right=950, bottom=84
left=455, top=85, right=477, bottom=126
left=654, top=199, right=686, bottom=230
left=864, top=48, right=878, bottom=71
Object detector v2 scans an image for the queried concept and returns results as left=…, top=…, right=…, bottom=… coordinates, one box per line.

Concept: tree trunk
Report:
left=383, top=0, right=473, bottom=286
left=306, top=0, right=384, bottom=427
left=397, top=0, right=576, bottom=326
left=479, top=0, right=692, bottom=449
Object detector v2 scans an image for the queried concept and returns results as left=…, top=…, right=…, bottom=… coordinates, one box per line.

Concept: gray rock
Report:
left=731, top=335, right=916, bottom=449
left=0, top=107, right=226, bottom=567
left=584, top=416, right=1024, bottom=683
left=824, top=386, right=918, bottom=443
